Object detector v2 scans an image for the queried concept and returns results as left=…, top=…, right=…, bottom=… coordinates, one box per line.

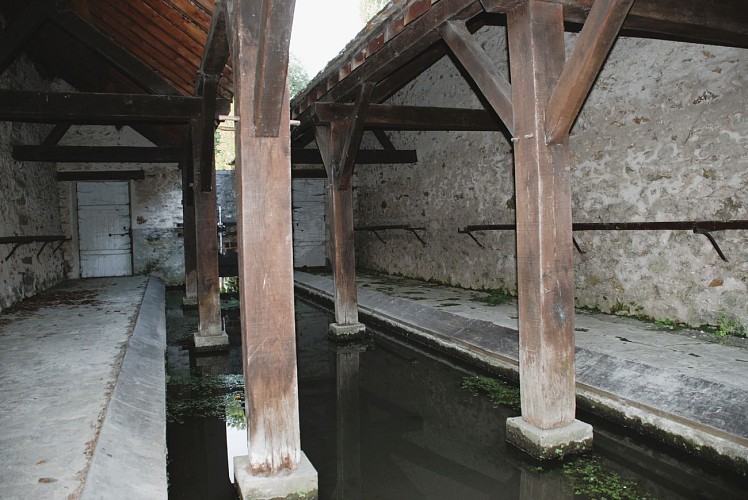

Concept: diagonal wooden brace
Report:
left=545, top=0, right=635, bottom=144
left=439, top=20, right=513, bottom=135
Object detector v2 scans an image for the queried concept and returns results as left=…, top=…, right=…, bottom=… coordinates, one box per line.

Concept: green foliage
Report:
left=359, top=0, right=389, bottom=23
left=716, top=315, right=746, bottom=342
left=562, top=457, right=653, bottom=500
left=474, top=289, right=512, bottom=307
left=288, top=55, right=311, bottom=98
left=461, top=375, right=521, bottom=411
left=221, top=276, right=239, bottom=293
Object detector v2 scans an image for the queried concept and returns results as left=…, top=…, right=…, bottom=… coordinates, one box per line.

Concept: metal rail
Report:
left=355, top=225, right=427, bottom=246
left=457, top=220, right=748, bottom=262
left=0, top=235, right=68, bottom=261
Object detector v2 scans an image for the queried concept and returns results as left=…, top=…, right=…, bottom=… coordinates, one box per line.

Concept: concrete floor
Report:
left=0, top=276, right=167, bottom=500
left=295, top=270, right=748, bottom=474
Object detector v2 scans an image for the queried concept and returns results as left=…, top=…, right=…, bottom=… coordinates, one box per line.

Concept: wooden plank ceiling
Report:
left=0, top=0, right=234, bottom=145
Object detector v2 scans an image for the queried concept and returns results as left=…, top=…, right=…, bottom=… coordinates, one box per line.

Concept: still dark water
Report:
left=165, top=291, right=747, bottom=499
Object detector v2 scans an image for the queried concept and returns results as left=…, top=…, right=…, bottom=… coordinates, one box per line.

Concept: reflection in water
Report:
left=166, top=293, right=748, bottom=500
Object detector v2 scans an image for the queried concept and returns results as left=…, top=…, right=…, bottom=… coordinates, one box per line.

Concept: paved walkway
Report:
left=0, top=276, right=167, bottom=499
left=295, top=270, right=748, bottom=474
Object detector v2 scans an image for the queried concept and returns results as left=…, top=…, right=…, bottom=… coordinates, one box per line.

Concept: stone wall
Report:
left=57, top=125, right=184, bottom=285
left=0, top=40, right=65, bottom=311
left=354, top=26, right=747, bottom=328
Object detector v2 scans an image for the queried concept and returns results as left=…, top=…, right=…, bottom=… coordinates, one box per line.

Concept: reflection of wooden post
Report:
left=504, top=0, right=591, bottom=459
left=334, top=345, right=363, bottom=500
left=519, top=468, right=574, bottom=500
left=191, top=117, right=228, bottom=349
left=229, top=3, right=316, bottom=495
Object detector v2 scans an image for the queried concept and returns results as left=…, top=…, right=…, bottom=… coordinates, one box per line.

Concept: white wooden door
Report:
left=77, top=181, right=132, bottom=278
left=292, top=179, right=326, bottom=267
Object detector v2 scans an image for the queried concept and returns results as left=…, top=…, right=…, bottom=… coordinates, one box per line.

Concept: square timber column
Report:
left=229, top=0, right=317, bottom=498
left=191, top=118, right=228, bottom=350
left=505, top=0, right=592, bottom=460
left=314, top=119, right=369, bottom=341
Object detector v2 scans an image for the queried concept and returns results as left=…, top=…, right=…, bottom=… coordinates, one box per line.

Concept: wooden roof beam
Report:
left=49, top=10, right=180, bottom=96
left=13, top=145, right=183, bottom=163
left=0, top=91, right=227, bottom=123
left=198, top=0, right=230, bottom=79
left=291, top=148, right=417, bottom=165
left=481, top=0, right=748, bottom=48
left=56, top=171, right=146, bottom=181
left=313, top=103, right=503, bottom=131
left=545, top=0, right=634, bottom=144
left=0, top=0, right=51, bottom=76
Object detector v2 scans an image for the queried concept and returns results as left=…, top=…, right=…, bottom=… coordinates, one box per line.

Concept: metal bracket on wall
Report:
left=457, top=220, right=748, bottom=262
left=355, top=225, right=427, bottom=246
left=0, top=235, right=68, bottom=261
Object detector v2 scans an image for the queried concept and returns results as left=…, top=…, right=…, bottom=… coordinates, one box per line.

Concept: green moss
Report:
left=461, top=375, right=521, bottom=411
left=473, top=289, right=512, bottom=307
left=562, top=457, right=654, bottom=499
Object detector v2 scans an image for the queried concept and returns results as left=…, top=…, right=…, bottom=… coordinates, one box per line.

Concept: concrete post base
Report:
left=182, top=296, right=197, bottom=308
left=193, top=332, right=230, bottom=351
left=234, top=453, right=318, bottom=500
left=328, top=322, right=367, bottom=341
left=506, top=417, right=593, bottom=461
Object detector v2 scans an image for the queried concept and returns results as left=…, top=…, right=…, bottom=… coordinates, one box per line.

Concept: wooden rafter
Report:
left=313, top=103, right=502, bottom=131
left=49, top=10, right=180, bottom=96
left=439, top=20, right=513, bottom=135
left=56, top=170, right=146, bottom=181
left=0, top=91, right=226, bottom=123
left=291, top=148, right=417, bottom=165
left=0, top=0, right=50, bottom=76
left=481, top=0, right=748, bottom=48
left=545, top=0, right=635, bottom=144
left=13, top=145, right=183, bottom=163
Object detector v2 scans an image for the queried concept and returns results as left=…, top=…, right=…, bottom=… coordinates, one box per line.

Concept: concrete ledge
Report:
left=234, top=453, right=318, bottom=500
left=81, top=276, right=168, bottom=500
left=506, top=417, right=593, bottom=461
left=182, top=296, right=197, bottom=307
left=194, top=332, right=230, bottom=351
left=328, top=322, right=366, bottom=340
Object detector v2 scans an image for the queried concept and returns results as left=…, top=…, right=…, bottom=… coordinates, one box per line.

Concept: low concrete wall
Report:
left=81, top=276, right=168, bottom=499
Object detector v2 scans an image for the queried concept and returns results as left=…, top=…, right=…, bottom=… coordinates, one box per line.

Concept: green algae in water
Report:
left=562, top=457, right=654, bottom=500
left=167, top=374, right=244, bottom=424
left=473, top=289, right=513, bottom=307
left=461, top=375, right=521, bottom=411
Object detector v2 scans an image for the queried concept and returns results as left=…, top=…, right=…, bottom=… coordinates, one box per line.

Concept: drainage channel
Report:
left=165, top=291, right=747, bottom=499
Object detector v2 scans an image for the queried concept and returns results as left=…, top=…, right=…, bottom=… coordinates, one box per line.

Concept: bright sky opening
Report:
left=290, top=0, right=365, bottom=77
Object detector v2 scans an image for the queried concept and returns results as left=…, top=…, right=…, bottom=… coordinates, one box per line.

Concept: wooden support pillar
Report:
left=191, top=117, right=227, bottom=349
left=313, top=84, right=372, bottom=339
left=229, top=2, right=316, bottom=493
left=504, top=0, right=592, bottom=459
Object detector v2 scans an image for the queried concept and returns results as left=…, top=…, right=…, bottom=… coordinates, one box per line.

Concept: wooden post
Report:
left=229, top=3, right=316, bottom=489
left=314, top=122, right=366, bottom=338
left=191, top=117, right=227, bottom=348
left=504, top=0, right=592, bottom=458
left=312, top=84, right=372, bottom=338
